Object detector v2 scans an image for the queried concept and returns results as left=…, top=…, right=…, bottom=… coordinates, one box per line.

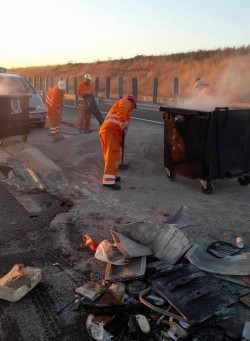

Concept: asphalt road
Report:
left=63, top=97, right=165, bottom=124
left=1, top=101, right=250, bottom=340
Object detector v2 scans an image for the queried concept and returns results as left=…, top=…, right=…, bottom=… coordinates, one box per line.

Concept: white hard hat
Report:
left=58, top=80, right=66, bottom=90
left=84, top=73, right=92, bottom=80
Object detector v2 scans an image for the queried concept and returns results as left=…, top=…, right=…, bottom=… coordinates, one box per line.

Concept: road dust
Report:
left=177, top=55, right=250, bottom=111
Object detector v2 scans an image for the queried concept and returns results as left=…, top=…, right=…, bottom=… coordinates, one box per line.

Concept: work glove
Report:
left=121, top=122, right=128, bottom=133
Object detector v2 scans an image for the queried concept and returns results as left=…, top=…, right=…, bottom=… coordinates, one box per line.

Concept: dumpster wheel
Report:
left=238, top=175, right=250, bottom=186
left=165, top=168, right=175, bottom=181
left=201, top=180, right=214, bottom=194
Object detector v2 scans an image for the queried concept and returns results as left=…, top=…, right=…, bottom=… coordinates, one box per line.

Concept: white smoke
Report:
left=176, top=55, right=250, bottom=111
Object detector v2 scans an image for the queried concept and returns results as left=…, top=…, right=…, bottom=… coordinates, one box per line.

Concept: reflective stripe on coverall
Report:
left=45, top=85, right=65, bottom=137
left=99, top=98, right=132, bottom=185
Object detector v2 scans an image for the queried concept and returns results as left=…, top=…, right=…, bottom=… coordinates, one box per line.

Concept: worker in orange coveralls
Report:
left=194, top=77, right=210, bottom=96
left=99, top=95, right=137, bottom=190
left=77, top=73, right=104, bottom=134
left=45, top=80, right=66, bottom=142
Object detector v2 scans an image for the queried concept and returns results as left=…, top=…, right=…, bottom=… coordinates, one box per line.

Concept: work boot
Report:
left=115, top=176, right=121, bottom=182
left=103, top=183, right=121, bottom=190
left=52, top=135, right=65, bottom=143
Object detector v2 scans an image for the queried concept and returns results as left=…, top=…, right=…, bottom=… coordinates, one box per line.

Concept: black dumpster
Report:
left=0, top=94, right=30, bottom=141
left=160, top=106, right=250, bottom=194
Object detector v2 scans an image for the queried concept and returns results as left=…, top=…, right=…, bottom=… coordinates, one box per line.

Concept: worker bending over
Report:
left=45, top=80, right=66, bottom=142
left=99, top=95, right=137, bottom=190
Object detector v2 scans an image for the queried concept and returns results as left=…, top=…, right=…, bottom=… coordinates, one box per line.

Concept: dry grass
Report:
left=10, top=46, right=250, bottom=103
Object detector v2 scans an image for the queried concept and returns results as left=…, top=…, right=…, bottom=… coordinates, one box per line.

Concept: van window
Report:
left=0, top=76, right=36, bottom=95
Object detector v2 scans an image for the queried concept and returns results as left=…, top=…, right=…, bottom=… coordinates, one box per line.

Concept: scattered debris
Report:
left=75, top=281, right=108, bottom=301
left=0, top=264, right=41, bottom=302
left=206, top=241, right=240, bottom=258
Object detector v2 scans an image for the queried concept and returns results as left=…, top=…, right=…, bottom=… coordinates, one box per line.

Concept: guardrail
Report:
left=29, top=76, right=179, bottom=105
left=63, top=94, right=175, bottom=111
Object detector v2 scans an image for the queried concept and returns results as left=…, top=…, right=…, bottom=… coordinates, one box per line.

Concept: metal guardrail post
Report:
left=118, top=77, right=123, bottom=99
left=73, top=77, right=78, bottom=108
left=106, top=77, right=110, bottom=98
left=153, top=77, right=158, bottom=103
left=39, top=77, right=43, bottom=90
left=95, top=77, right=99, bottom=96
left=132, top=78, right=138, bottom=97
left=45, top=77, right=49, bottom=91
left=33, top=77, right=37, bottom=89
left=65, top=77, right=69, bottom=94
left=174, top=77, right=179, bottom=98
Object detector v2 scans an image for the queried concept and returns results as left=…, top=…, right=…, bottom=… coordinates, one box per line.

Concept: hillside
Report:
left=10, top=46, right=250, bottom=103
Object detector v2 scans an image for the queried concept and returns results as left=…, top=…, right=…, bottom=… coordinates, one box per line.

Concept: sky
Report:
left=1, top=0, right=250, bottom=68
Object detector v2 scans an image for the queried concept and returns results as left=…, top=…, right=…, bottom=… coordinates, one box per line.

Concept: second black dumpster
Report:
left=0, top=94, right=30, bottom=142
left=160, top=106, right=250, bottom=194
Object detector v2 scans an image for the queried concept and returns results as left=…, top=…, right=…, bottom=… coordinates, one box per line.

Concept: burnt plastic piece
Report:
left=148, top=264, right=237, bottom=324
left=81, top=301, right=147, bottom=315
left=104, top=314, right=129, bottom=334
left=206, top=241, right=240, bottom=258
left=128, top=314, right=139, bottom=340
left=126, top=280, right=147, bottom=297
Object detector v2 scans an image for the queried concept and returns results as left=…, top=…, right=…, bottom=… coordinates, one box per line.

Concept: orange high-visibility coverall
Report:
left=45, top=85, right=65, bottom=138
left=99, top=98, right=132, bottom=185
left=77, top=81, right=95, bottom=131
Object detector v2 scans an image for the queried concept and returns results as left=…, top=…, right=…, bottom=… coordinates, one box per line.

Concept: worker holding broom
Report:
left=99, top=95, right=137, bottom=190
left=77, top=73, right=104, bottom=133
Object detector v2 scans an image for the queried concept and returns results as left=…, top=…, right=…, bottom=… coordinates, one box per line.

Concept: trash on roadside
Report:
left=105, top=256, right=146, bottom=282
left=82, top=234, right=100, bottom=251
left=166, top=205, right=194, bottom=229
left=186, top=243, right=250, bottom=275
left=111, top=221, right=192, bottom=263
left=86, top=314, right=112, bottom=341
left=75, top=281, right=108, bottom=301
left=76, top=211, right=250, bottom=340
left=142, top=263, right=237, bottom=324
left=243, top=321, right=250, bottom=339
left=206, top=240, right=240, bottom=258
left=95, top=239, right=130, bottom=265
left=236, top=236, right=244, bottom=249
left=0, top=264, right=41, bottom=302
left=126, top=280, right=147, bottom=297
